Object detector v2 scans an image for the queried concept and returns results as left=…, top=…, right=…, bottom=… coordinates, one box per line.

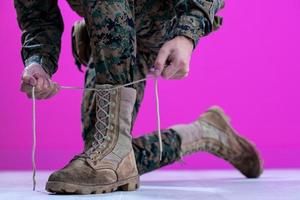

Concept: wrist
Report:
left=176, top=35, right=194, bottom=48
left=25, top=55, right=42, bottom=67
left=24, top=55, right=56, bottom=77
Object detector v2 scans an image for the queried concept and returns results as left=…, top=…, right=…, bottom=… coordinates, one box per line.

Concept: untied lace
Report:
left=31, top=76, right=162, bottom=191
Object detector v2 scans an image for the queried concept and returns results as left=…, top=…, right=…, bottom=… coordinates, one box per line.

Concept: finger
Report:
left=24, top=86, right=48, bottom=99
left=175, top=67, right=190, bottom=76
left=44, top=83, right=59, bottom=99
left=22, top=83, right=35, bottom=99
left=33, top=85, right=49, bottom=99
left=45, top=87, right=58, bottom=99
left=35, top=88, right=51, bottom=99
left=164, top=58, right=189, bottom=79
left=22, top=71, right=37, bottom=86
left=33, top=73, right=45, bottom=91
left=20, top=82, right=36, bottom=94
left=166, top=72, right=182, bottom=80
left=40, top=82, right=60, bottom=99
left=37, top=90, right=52, bottom=99
left=20, top=82, right=32, bottom=92
left=27, top=88, right=44, bottom=99
left=162, top=54, right=181, bottom=79
left=162, top=63, right=179, bottom=79
left=35, top=82, right=55, bottom=99
left=44, top=90, right=55, bottom=99
left=169, top=70, right=189, bottom=80
left=153, top=47, right=170, bottom=77
left=43, top=78, right=50, bottom=89
left=21, top=81, right=50, bottom=99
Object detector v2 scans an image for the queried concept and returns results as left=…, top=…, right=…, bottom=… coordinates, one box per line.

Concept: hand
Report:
left=151, top=36, right=194, bottom=79
left=20, top=63, right=59, bottom=99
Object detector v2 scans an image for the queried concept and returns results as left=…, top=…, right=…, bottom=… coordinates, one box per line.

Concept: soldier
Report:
left=14, top=0, right=263, bottom=195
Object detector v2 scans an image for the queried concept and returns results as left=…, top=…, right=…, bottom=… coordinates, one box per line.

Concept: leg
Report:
left=133, top=129, right=181, bottom=175
left=47, top=0, right=141, bottom=194
left=81, top=0, right=146, bottom=140
left=80, top=0, right=178, bottom=142
left=80, top=0, right=183, bottom=175
left=81, top=0, right=177, bottom=148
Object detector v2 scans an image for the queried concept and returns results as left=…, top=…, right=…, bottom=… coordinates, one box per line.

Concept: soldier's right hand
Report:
left=20, top=63, right=59, bottom=99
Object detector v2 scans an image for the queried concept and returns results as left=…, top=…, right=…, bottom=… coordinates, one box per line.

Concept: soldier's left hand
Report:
left=151, top=36, right=194, bottom=79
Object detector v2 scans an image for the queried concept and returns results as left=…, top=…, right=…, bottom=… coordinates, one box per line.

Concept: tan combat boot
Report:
left=46, top=84, right=139, bottom=194
left=170, top=106, right=263, bottom=178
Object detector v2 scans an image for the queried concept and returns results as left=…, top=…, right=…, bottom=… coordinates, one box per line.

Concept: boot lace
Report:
left=75, top=89, right=113, bottom=160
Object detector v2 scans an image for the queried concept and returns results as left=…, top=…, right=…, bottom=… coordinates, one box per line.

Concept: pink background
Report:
left=1, top=0, right=299, bottom=170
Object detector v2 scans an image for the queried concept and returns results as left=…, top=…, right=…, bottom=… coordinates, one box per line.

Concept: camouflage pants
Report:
left=81, top=0, right=183, bottom=175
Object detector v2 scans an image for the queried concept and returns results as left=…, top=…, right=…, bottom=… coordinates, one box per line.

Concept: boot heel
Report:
left=120, top=176, right=140, bottom=191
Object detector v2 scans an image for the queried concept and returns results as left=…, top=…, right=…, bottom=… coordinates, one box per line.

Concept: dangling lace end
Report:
left=32, top=172, right=36, bottom=191
left=32, top=87, right=37, bottom=191
left=154, top=78, right=163, bottom=161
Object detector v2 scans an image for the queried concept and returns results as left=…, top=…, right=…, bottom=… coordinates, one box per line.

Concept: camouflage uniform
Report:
left=14, top=0, right=224, bottom=175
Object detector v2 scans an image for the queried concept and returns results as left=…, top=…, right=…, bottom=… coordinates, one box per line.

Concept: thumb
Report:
left=22, top=71, right=37, bottom=86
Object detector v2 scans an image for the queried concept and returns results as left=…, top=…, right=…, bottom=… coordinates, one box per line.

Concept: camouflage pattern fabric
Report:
left=14, top=0, right=224, bottom=175
left=133, top=129, right=182, bottom=175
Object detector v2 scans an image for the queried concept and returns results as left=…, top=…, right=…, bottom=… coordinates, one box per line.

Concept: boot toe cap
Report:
left=48, top=170, right=72, bottom=182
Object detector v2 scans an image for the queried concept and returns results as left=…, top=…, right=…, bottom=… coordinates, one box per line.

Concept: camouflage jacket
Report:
left=14, top=0, right=225, bottom=76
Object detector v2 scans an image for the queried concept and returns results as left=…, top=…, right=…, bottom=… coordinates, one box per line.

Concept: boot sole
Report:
left=205, top=106, right=264, bottom=178
left=45, top=175, right=139, bottom=194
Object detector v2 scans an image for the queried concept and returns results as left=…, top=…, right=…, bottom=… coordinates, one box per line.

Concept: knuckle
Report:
left=179, top=60, right=188, bottom=67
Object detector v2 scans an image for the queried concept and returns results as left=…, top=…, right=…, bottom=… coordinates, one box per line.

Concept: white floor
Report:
left=0, top=170, right=300, bottom=200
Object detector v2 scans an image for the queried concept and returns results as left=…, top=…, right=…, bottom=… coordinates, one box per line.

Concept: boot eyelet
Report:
left=110, top=125, right=114, bottom=130
left=111, top=102, right=116, bottom=107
